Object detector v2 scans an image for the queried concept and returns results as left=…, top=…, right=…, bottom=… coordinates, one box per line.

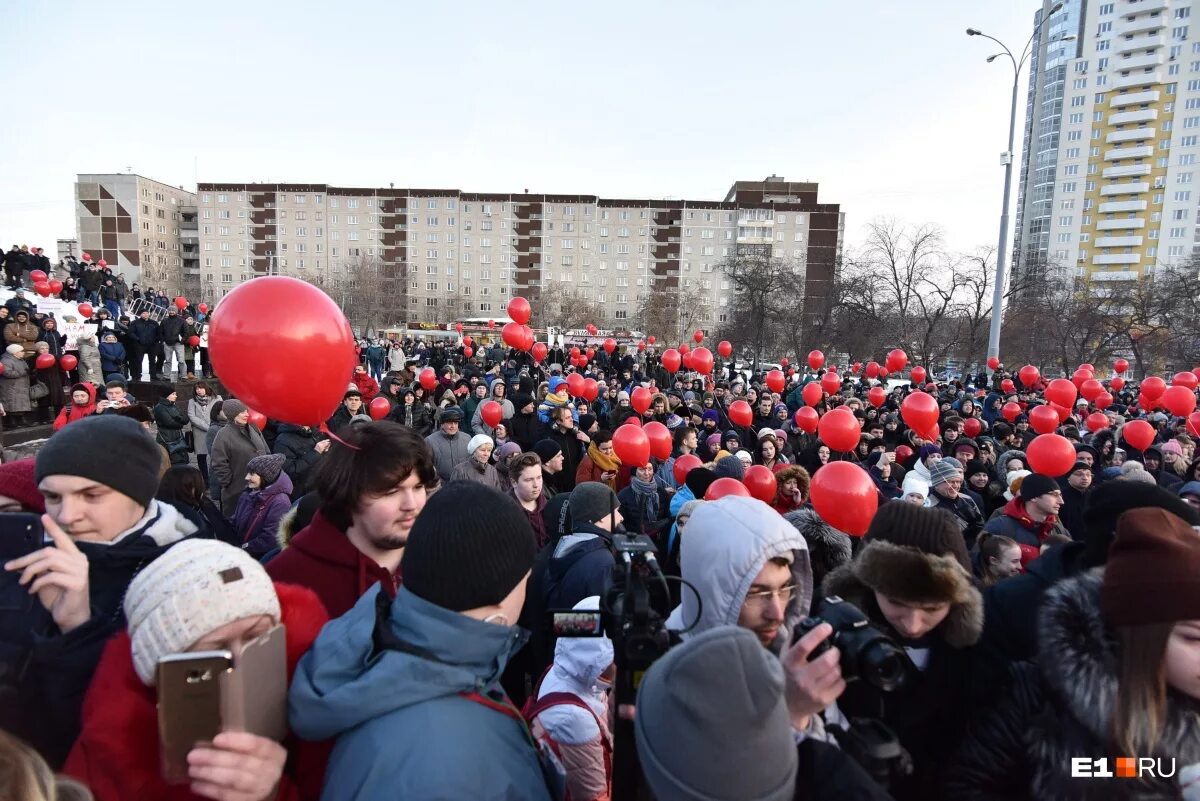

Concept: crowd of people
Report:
left=0, top=317, right=1198, bottom=801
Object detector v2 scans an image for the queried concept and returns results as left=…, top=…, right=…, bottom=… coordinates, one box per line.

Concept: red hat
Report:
left=1101, top=508, right=1200, bottom=626
left=0, top=458, right=46, bottom=514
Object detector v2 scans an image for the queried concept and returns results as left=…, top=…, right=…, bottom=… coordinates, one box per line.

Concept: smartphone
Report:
left=157, top=651, right=233, bottom=784
left=0, top=513, right=45, bottom=564
left=226, top=624, right=287, bottom=744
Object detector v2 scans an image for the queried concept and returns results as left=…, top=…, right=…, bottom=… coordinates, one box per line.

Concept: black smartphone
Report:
left=0, top=513, right=46, bottom=565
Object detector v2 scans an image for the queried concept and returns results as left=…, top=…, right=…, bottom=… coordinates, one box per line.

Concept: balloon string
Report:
left=320, top=423, right=362, bottom=451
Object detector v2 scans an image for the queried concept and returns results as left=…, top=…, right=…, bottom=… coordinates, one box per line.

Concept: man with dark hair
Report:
left=266, top=420, right=436, bottom=617
left=508, top=452, right=547, bottom=548
left=128, top=309, right=161, bottom=382
left=546, top=405, right=587, bottom=495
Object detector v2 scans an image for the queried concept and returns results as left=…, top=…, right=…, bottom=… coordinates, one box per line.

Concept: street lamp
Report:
left=968, top=3, right=1074, bottom=372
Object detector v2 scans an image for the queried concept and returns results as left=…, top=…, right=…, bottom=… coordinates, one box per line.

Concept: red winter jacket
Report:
left=266, top=510, right=401, bottom=618
left=64, top=583, right=331, bottom=801
left=53, top=383, right=97, bottom=430
left=987, top=496, right=1064, bottom=567
left=351, top=371, right=379, bottom=400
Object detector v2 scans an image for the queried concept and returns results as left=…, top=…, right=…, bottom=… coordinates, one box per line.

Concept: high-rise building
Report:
left=75, top=174, right=196, bottom=293
left=1013, top=0, right=1200, bottom=289
left=194, top=177, right=843, bottom=339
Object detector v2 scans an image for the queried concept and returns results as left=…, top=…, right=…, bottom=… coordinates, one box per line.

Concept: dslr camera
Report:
left=793, top=595, right=914, bottom=692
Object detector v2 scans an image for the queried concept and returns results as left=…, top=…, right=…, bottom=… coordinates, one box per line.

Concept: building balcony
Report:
left=1110, top=89, right=1160, bottom=108
left=1112, top=69, right=1162, bottom=89
left=1102, top=163, right=1152, bottom=178
left=1090, top=269, right=1140, bottom=280
left=1117, top=12, right=1166, bottom=38
left=1106, top=126, right=1156, bottom=143
left=1117, top=51, right=1166, bottom=71
left=1115, top=31, right=1166, bottom=55
left=1099, top=199, right=1149, bottom=212
left=1101, top=181, right=1149, bottom=195
left=1096, top=218, right=1146, bottom=230
left=1105, top=145, right=1154, bottom=161
left=1108, top=108, right=1158, bottom=126
left=1119, top=0, right=1169, bottom=15
left=1093, top=252, right=1143, bottom=265
left=1095, top=235, right=1144, bottom=247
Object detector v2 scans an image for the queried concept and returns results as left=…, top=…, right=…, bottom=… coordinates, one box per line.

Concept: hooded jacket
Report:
left=350, top=370, right=379, bottom=400
left=944, top=570, right=1200, bottom=800
left=53, top=383, right=97, bottom=430
left=288, top=586, right=552, bottom=801
left=234, top=470, right=294, bottom=558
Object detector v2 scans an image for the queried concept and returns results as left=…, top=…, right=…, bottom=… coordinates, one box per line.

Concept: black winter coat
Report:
left=273, top=423, right=325, bottom=496
left=129, top=318, right=161, bottom=347
left=506, top=410, right=546, bottom=452
left=152, top=400, right=187, bottom=444
left=160, top=315, right=184, bottom=345
left=944, top=571, right=1200, bottom=800
left=386, top=401, right=432, bottom=437
left=927, top=488, right=986, bottom=550
left=547, top=425, right=584, bottom=495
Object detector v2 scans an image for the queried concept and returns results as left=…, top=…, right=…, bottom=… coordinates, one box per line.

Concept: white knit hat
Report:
left=468, top=433, right=493, bottom=455
left=124, top=539, right=281, bottom=686
left=1003, top=469, right=1032, bottom=501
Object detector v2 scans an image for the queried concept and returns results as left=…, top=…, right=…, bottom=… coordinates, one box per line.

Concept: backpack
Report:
left=521, top=676, right=612, bottom=801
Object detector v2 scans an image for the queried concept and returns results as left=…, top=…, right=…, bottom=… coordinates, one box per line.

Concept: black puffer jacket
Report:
left=273, top=423, right=325, bottom=496
left=944, top=570, right=1200, bottom=800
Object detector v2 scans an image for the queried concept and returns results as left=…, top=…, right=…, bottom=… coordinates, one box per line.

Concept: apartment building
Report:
left=75, top=174, right=196, bottom=292
left=195, top=177, right=842, bottom=338
left=1013, top=0, right=1200, bottom=289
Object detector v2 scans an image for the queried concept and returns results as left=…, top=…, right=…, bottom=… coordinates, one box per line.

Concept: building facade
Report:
left=194, top=177, right=842, bottom=339
left=1013, top=0, right=1200, bottom=289
left=75, top=174, right=197, bottom=293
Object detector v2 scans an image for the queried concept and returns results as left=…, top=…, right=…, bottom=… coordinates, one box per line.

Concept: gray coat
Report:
left=188, top=394, right=222, bottom=455
left=0, top=353, right=32, bottom=413
left=75, top=332, right=103, bottom=386
left=209, top=421, right=269, bottom=516
left=424, top=429, right=471, bottom=483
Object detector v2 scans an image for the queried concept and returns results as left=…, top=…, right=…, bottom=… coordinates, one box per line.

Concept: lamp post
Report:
left=968, top=3, right=1074, bottom=372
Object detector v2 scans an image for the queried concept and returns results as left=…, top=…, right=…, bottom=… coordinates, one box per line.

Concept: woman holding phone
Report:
left=64, top=539, right=329, bottom=801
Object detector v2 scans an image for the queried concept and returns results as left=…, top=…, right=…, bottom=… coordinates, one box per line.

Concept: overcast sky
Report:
left=2, top=0, right=1034, bottom=257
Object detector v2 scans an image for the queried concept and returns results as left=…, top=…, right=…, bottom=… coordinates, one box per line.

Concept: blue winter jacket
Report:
left=289, top=586, right=553, bottom=801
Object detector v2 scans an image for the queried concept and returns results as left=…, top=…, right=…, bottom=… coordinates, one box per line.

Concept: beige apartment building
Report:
left=195, top=177, right=842, bottom=339
left=75, top=174, right=197, bottom=295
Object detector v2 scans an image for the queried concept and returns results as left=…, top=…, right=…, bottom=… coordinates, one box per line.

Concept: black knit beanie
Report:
left=1017, top=473, right=1058, bottom=502
left=1081, top=480, right=1200, bottom=568
left=401, top=483, right=536, bottom=612
left=685, top=467, right=719, bottom=500
left=864, top=501, right=971, bottom=572
left=36, top=415, right=162, bottom=508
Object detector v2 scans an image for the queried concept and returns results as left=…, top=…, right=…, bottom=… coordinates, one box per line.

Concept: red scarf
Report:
left=1001, top=496, right=1060, bottom=566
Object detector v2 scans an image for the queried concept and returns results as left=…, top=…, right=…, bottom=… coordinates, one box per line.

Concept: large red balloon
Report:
left=691, top=347, right=714, bottom=375
left=1113, top=358, right=1129, bottom=374
left=531, top=342, right=548, bottom=363
left=885, top=349, right=908, bottom=374
left=59, top=354, right=78, bottom=371
left=809, top=462, right=878, bottom=537
left=1026, top=433, right=1077, bottom=477
left=867, top=386, right=886, bottom=408
left=480, top=400, right=503, bottom=428
left=818, top=407, right=860, bottom=452
left=962, top=417, right=982, bottom=438
left=581, top=378, right=599, bottom=402
left=1044, top=379, right=1077, bottom=409
left=643, top=421, right=672, bottom=461
left=95, top=259, right=106, bottom=268
left=865, top=361, right=880, bottom=379
left=717, top=340, right=733, bottom=358
left=678, top=343, right=690, bottom=356
left=728, top=399, right=753, bottom=428
left=603, top=338, right=617, bottom=355
left=673, top=453, right=703, bottom=485
left=1188, top=411, right=1200, bottom=438
left=1002, top=401, right=1021, bottom=422
left=48, top=279, right=63, bottom=295
left=987, top=356, right=1000, bottom=370
left=519, top=325, right=535, bottom=352
left=612, top=424, right=650, bottom=468
left=207, top=277, right=357, bottom=426
left=1085, top=412, right=1110, bottom=433
left=34, top=282, right=51, bottom=297
left=419, top=367, right=438, bottom=391
left=851, top=361, right=861, bottom=374
left=462, top=346, right=474, bottom=359
left=802, top=382, right=823, bottom=407
left=1161, top=385, right=1197, bottom=417
left=765, top=370, right=785, bottom=394
left=900, top=392, right=939, bottom=439
left=76, top=302, right=93, bottom=318
left=1080, top=379, right=1104, bottom=402
left=1172, top=371, right=1199, bottom=390
left=1094, top=392, right=1114, bottom=410
left=1141, top=376, right=1167, bottom=401
left=1018, top=365, right=1040, bottom=387
left=188, top=335, right=201, bottom=347
left=174, top=296, right=188, bottom=310
left=794, top=406, right=819, bottom=433
left=368, top=396, right=391, bottom=420
left=501, top=322, right=524, bottom=348
left=29, top=270, right=47, bottom=283
left=1028, top=405, right=1059, bottom=435
left=1122, top=419, right=1156, bottom=452
left=693, top=330, right=704, bottom=344
left=1001, top=379, right=1015, bottom=394
left=507, top=296, right=531, bottom=325
left=909, top=366, right=927, bottom=385
left=198, top=303, right=209, bottom=314
left=566, top=373, right=585, bottom=398
left=586, top=324, right=598, bottom=335
left=807, top=350, right=825, bottom=370
left=1110, top=377, right=1126, bottom=392
left=894, top=444, right=913, bottom=465
left=631, top=386, right=652, bottom=415
left=647, top=335, right=656, bottom=345
left=743, top=465, right=778, bottom=503
left=705, top=477, right=751, bottom=500
left=1071, top=368, right=1094, bottom=389
left=820, top=371, right=841, bottom=397
left=661, top=348, right=682, bottom=373
left=247, top=409, right=267, bottom=431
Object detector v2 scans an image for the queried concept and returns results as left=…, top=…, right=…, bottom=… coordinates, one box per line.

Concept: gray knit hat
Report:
left=929, top=456, right=964, bottom=487
left=569, top=481, right=619, bottom=525
left=714, top=454, right=745, bottom=481
left=36, top=415, right=162, bottom=508
left=222, top=399, right=248, bottom=421
left=246, top=453, right=286, bottom=486
left=635, top=625, right=798, bottom=801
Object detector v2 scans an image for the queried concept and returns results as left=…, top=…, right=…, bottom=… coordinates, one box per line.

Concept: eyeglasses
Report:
left=743, top=583, right=797, bottom=608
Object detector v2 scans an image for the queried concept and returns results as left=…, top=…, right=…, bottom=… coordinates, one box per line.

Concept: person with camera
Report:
left=63, top=539, right=329, bottom=801
left=817, top=501, right=984, bottom=800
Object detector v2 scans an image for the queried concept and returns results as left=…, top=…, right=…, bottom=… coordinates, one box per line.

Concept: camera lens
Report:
left=859, top=641, right=912, bottom=692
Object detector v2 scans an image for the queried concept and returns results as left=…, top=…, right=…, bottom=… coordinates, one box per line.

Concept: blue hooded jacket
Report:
left=289, top=586, right=553, bottom=801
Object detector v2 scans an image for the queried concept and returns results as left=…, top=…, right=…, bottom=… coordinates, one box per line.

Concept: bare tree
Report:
left=303, top=254, right=402, bottom=335
left=637, top=282, right=706, bottom=342
left=1115, top=262, right=1200, bottom=376
left=535, top=283, right=605, bottom=331
left=717, top=254, right=805, bottom=370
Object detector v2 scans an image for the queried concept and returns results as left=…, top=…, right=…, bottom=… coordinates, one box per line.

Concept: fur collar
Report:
left=822, top=540, right=983, bottom=649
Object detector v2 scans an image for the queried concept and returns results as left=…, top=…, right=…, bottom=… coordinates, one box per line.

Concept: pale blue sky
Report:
left=1, top=0, right=1034, bottom=255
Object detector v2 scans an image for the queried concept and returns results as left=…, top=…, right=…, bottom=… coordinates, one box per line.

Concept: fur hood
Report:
left=822, top=540, right=984, bottom=648
left=783, top=508, right=851, bottom=589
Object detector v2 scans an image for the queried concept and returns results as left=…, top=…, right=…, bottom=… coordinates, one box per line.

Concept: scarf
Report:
left=587, top=442, right=622, bottom=488
left=631, top=475, right=660, bottom=523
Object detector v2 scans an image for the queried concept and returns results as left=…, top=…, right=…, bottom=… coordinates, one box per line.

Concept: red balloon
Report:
left=818, top=407, right=860, bottom=452
left=623, top=416, right=642, bottom=428
left=586, top=324, right=598, bottom=335
left=820, top=371, right=842, bottom=397
left=865, top=361, right=880, bottom=379
left=877, top=368, right=889, bottom=380
left=480, top=400, right=503, bottom=428
left=507, top=297, right=531, bottom=324
left=463, top=346, right=473, bottom=359
left=487, top=319, right=495, bottom=329
left=691, top=347, right=714, bottom=375
left=1141, top=376, right=1167, bottom=401
left=681, top=351, right=695, bottom=372
left=1018, top=365, right=1040, bottom=387
left=519, top=325, right=535, bottom=352
left=198, top=303, right=209, bottom=314
left=673, top=453, right=703, bottom=485
left=765, top=370, right=785, bottom=394
left=1122, top=419, right=1156, bottom=452
left=643, top=421, right=672, bottom=461
left=728, top=399, right=753, bottom=428
left=743, top=465, right=778, bottom=503
left=368, top=396, right=391, bottom=420
left=419, top=367, right=438, bottom=391
left=29, top=270, right=47, bottom=283
left=1094, top=392, right=1114, bottom=410
left=987, top=356, right=1000, bottom=370
left=585, top=347, right=596, bottom=362
left=531, top=342, right=547, bottom=363
left=81, top=252, right=91, bottom=261
left=612, top=423, right=650, bottom=468
left=1001, top=401, right=1021, bottom=423
left=631, top=386, right=652, bottom=414
left=661, top=348, right=681, bottom=373
left=33, top=282, right=51, bottom=297
left=781, top=358, right=790, bottom=368
left=1187, top=411, right=1200, bottom=438
left=48, top=279, right=63, bottom=295
left=455, top=323, right=464, bottom=334
left=705, top=477, right=751, bottom=500
left=647, top=335, right=656, bottom=345
left=885, top=348, right=908, bottom=373
left=582, top=378, right=599, bottom=402
left=76, top=302, right=93, bottom=318
left=718, top=340, right=733, bottom=358
left=1162, top=385, right=1197, bottom=417
left=910, top=366, right=927, bottom=385
left=1110, top=377, right=1126, bottom=392
left=1172, top=371, right=1199, bottom=390
left=962, top=417, right=982, bottom=438
left=1001, top=379, right=1015, bottom=394
left=187, top=335, right=201, bottom=347
left=1113, top=358, right=1129, bottom=374
left=794, top=406, right=819, bottom=433
left=1028, top=405, right=1059, bottom=435
left=1139, top=393, right=1158, bottom=413
left=693, top=330, right=704, bottom=344
left=1045, top=379, right=1078, bottom=409
left=900, top=392, right=939, bottom=439
left=894, top=444, right=914, bottom=465
left=566, top=373, right=586, bottom=398
left=1085, top=412, right=1110, bottom=433
left=678, top=343, right=690, bottom=356
left=603, top=338, right=617, bottom=355
left=245, top=409, right=266, bottom=431
left=803, top=382, right=824, bottom=407
left=501, top=321, right=524, bottom=349
left=637, top=341, right=646, bottom=352
left=809, top=461, right=878, bottom=537
left=96, top=259, right=107, bottom=268
left=807, top=350, right=825, bottom=370
left=1026, top=433, right=1077, bottom=477
left=851, top=361, right=861, bottom=374
left=174, top=296, right=187, bottom=310
left=59, top=354, right=78, bottom=371
left=867, top=386, right=886, bottom=408
left=462, top=336, right=473, bottom=348
left=1080, top=379, right=1104, bottom=402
